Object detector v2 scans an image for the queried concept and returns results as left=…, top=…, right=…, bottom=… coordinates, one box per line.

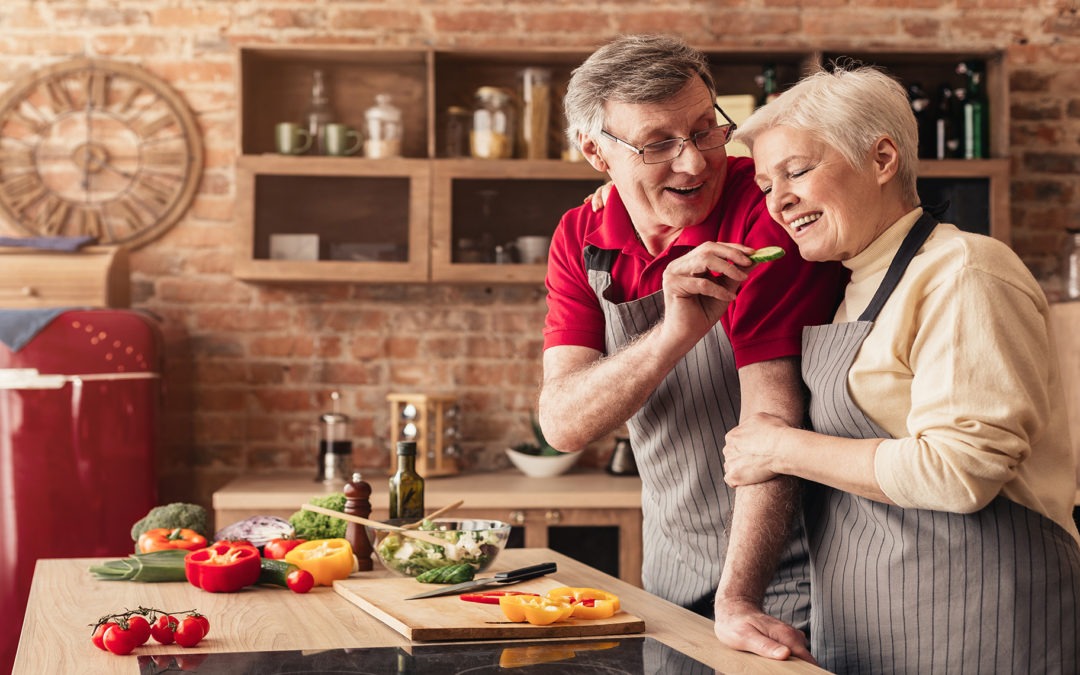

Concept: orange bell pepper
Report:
left=498, top=595, right=573, bottom=625
left=545, top=586, right=621, bottom=619
left=283, top=538, right=356, bottom=586
left=137, top=528, right=208, bottom=553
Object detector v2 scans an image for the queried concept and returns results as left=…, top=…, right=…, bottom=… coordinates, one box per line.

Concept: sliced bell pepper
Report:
left=460, top=590, right=539, bottom=605
left=137, top=528, right=208, bottom=553
left=184, top=542, right=261, bottom=592
left=545, top=586, right=621, bottom=619
left=283, top=538, right=356, bottom=586
left=498, top=595, right=573, bottom=625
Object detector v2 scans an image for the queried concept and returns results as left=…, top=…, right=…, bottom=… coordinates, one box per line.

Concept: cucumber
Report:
left=749, top=246, right=785, bottom=263
left=258, top=557, right=301, bottom=587
left=416, top=563, right=475, bottom=584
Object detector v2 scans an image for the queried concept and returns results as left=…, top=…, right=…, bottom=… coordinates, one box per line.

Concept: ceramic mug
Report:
left=515, top=235, right=550, bottom=264
left=275, top=122, right=312, bottom=155
left=325, top=123, right=362, bottom=156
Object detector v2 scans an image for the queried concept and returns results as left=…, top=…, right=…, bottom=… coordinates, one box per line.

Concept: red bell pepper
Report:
left=184, top=542, right=261, bottom=593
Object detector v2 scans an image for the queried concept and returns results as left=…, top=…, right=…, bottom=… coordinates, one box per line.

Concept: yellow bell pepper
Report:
left=283, top=538, right=356, bottom=586
left=545, top=586, right=621, bottom=619
left=498, top=595, right=573, bottom=625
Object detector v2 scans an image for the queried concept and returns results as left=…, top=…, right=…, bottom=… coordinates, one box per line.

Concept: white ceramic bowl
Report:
left=505, top=447, right=582, bottom=478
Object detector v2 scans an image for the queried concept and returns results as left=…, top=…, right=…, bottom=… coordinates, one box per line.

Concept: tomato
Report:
left=286, top=568, right=314, bottom=594
left=103, top=624, right=140, bottom=655
left=151, top=614, right=179, bottom=645
left=91, top=621, right=118, bottom=651
left=189, top=613, right=210, bottom=637
left=460, top=591, right=539, bottom=605
left=174, top=616, right=206, bottom=648
left=127, top=615, right=152, bottom=645
left=264, top=537, right=306, bottom=560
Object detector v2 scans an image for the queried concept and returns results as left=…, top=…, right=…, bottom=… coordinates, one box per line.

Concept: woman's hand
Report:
left=723, top=413, right=791, bottom=487
left=584, top=181, right=613, bottom=212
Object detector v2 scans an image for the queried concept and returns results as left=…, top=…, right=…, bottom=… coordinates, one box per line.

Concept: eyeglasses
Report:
left=600, top=104, right=738, bottom=165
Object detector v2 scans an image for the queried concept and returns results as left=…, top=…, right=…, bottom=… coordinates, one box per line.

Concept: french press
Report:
left=316, top=391, right=353, bottom=485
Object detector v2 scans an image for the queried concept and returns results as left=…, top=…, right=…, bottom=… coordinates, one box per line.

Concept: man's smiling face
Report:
left=591, top=78, right=728, bottom=238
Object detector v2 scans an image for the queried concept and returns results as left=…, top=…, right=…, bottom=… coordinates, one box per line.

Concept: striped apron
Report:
left=585, top=246, right=811, bottom=629
left=801, top=213, right=1080, bottom=674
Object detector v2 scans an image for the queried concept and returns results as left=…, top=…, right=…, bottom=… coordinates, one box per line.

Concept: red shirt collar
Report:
left=583, top=186, right=721, bottom=259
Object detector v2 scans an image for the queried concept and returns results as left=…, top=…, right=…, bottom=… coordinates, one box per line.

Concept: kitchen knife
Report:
left=405, top=562, right=557, bottom=600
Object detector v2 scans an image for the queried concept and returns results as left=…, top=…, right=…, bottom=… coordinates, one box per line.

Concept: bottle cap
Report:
left=396, top=440, right=417, bottom=456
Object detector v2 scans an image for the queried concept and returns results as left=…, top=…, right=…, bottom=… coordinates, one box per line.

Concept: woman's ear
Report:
left=579, top=133, right=608, bottom=173
left=872, top=136, right=900, bottom=186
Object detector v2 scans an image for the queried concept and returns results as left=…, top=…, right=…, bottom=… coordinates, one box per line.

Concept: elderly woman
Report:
left=724, top=65, right=1080, bottom=673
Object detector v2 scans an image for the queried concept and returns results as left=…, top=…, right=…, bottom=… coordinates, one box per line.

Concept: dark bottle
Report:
left=907, top=82, right=935, bottom=160
left=933, top=84, right=961, bottom=160
left=388, top=441, right=425, bottom=520
left=755, top=63, right=779, bottom=108
left=957, top=62, right=988, bottom=159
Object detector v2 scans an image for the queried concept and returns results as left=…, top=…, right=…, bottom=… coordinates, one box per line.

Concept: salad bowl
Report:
left=368, top=518, right=511, bottom=577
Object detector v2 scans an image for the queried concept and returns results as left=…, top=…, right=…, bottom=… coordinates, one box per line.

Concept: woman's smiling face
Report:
left=751, top=125, right=893, bottom=262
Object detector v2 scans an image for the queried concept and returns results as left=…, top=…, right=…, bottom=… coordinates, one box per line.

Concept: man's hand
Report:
left=714, top=597, right=817, bottom=665
left=657, top=242, right=754, bottom=352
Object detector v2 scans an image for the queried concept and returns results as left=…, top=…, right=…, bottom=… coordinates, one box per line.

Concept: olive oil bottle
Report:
left=389, top=441, right=425, bottom=520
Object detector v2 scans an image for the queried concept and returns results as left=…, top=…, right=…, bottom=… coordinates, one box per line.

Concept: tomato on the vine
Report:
left=151, top=614, right=179, bottom=645
left=189, top=612, right=210, bottom=637
left=103, top=624, right=140, bottom=655
left=286, top=568, right=314, bottom=594
left=91, top=621, right=118, bottom=651
left=127, top=615, right=151, bottom=645
left=174, top=616, right=206, bottom=648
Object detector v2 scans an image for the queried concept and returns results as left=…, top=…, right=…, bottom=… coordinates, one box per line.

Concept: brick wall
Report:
left=2, top=1, right=1078, bottom=508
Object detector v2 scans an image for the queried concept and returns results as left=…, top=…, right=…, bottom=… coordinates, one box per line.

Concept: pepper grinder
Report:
left=344, top=472, right=374, bottom=571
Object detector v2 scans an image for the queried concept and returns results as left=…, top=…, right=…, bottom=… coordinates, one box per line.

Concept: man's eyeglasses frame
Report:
left=600, top=104, right=738, bottom=165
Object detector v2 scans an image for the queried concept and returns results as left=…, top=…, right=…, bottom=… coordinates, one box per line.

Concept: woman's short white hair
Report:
left=736, top=65, right=920, bottom=205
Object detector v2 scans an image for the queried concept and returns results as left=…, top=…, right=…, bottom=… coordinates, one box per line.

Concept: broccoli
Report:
left=130, top=502, right=210, bottom=542
left=288, top=492, right=347, bottom=540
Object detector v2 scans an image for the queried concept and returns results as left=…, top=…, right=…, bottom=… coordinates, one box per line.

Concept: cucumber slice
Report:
left=749, top=246, right=785, bottom=263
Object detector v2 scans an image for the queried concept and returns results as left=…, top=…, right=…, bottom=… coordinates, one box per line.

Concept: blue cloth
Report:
left=0, top=308, right=72, bottom=352
left=0, top=235, right=97, bottom=251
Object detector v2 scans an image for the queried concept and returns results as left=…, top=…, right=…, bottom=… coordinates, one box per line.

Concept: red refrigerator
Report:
left=0, top=309, right=160, bottom=672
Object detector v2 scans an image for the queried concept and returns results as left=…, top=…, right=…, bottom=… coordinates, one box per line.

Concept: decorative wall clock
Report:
left=0, top=58, right=203, bottom=248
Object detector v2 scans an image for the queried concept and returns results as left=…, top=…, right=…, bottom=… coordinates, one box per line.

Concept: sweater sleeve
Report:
left=873, top=265, right=1051, bottom=512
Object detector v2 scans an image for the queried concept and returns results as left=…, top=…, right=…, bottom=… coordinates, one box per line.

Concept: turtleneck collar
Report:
left=842, top=207, right=924, bottom=284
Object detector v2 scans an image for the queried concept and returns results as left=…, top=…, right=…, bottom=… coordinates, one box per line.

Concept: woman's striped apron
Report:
left=585, top=246, right=811, bottom=629
left=801, top=213, right=1080, bottom=673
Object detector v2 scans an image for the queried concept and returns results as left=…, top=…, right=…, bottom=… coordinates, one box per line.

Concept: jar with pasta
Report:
left=521, top=67, right=552, bottom=160
left=471, top=86, right=515, bottom=159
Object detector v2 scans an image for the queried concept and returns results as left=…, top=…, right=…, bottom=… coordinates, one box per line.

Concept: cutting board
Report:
left=334, top=575, right=646, bottom=641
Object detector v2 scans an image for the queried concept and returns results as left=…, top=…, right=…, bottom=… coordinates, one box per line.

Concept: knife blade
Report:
left=404, top=561, right=557, bottom=600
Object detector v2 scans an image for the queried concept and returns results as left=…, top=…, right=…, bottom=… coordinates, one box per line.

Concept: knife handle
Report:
left=494, top=561, right=557, bottom=582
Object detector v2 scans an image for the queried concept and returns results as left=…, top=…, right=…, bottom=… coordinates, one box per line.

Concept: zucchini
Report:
left=258, top=557, right=301, bottom=587
left=416, top=563, right=475, bottom=584
left=749, top=246, right=785, bottom=263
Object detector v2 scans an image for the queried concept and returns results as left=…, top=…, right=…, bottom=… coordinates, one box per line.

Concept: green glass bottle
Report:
left=389, top=441, right=425, bottom=520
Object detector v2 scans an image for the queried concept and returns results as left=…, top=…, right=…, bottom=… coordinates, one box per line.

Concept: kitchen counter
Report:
left=214, top=469, right=646, bottom=586
left=13, top=548, right=825, bottom=674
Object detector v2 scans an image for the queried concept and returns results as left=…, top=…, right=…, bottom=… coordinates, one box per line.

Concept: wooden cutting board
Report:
left=334, top=575, right=646, bottom=641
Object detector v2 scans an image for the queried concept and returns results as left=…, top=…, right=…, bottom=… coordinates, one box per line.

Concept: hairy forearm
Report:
left=538, top=326, right=689, bottom=451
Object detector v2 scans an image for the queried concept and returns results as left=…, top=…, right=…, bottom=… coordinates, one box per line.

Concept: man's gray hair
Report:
left=736, top=65, right=920, bottom=205
left=563, top=34, right=715, bottom=151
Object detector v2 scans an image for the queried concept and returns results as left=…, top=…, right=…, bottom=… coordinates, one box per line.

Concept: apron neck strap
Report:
left=857, top=211, right=938, bottom=323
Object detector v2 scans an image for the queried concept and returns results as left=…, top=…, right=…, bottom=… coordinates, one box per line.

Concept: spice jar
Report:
left=363, top=93, right=403, bottom=159
left=521, top=67, right=552, bottom=159
left=471, top=86, right=515, bottom=159
left=445, top=105, right=471, bottom=158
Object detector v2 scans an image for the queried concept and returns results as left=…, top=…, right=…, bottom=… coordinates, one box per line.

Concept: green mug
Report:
left=275, top=122, right=312, bottom=155
left=325, top=123, right=362, bottom=156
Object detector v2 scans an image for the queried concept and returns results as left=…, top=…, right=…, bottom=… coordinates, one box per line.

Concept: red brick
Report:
left=250, top=335, right=317, bottom=358
left=431, top=10, right=518, bottom=33
left=333, top=9, right=424, bottom=31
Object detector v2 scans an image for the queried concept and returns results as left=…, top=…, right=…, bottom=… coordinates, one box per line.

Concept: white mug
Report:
left=516, top=235, right=550, bottom=264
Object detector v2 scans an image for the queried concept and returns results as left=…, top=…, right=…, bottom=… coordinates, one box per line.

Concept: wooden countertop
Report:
left=213, top=469, right=643, bottom=513
left=13, top=548, right=824, bottom=674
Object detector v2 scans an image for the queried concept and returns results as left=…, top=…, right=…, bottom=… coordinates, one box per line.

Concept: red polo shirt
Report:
left=543, top=156, right=847, bottom=368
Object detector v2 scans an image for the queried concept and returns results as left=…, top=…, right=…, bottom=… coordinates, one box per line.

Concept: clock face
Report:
left=0, top=58, right=203, bottom=248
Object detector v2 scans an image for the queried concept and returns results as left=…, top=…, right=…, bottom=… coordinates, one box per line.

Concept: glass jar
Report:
left=521, top=67, right=552, bottom=160
left=471, top=86, right=515, bottom=159
left=363, top=93, right=403, bottom=159
left=444, top=105, right=471, bottom=158
left=1062, top=228, right=1080, bottom=301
